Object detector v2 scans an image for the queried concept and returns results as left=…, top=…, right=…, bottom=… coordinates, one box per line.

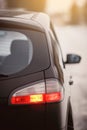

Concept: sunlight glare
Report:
left=46, top=0, right=73, bottom=14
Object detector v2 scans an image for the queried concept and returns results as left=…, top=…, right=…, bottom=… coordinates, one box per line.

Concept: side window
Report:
left=49, top=28, right=64, bottom=84
left=50, top=25, right=64, bottom=69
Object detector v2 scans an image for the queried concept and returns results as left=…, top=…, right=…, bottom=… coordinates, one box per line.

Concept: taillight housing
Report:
left=10, top=79, right=64, bottom=105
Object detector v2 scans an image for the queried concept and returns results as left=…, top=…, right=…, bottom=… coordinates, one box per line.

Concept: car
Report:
left=0, top=10, right=81, bottom=130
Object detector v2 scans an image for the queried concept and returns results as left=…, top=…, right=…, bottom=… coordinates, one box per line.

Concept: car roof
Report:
left=0, top=9, right=50, bottom=32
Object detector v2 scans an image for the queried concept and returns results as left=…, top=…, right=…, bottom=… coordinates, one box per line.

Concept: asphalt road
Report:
left=56, top=26, right=87, bottom=130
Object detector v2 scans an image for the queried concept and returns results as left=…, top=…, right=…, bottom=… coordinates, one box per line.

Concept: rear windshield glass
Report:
left=0, top=29, right=50, bottom=75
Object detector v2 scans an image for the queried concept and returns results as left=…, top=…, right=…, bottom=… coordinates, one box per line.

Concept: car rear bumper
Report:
left=0, top=100, right=67, bottom=130
left=0, top=104, right=45, bottom=130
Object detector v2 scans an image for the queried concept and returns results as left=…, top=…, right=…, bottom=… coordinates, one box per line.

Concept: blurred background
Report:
left=0, top=0, right=87, bottom=130
left=0, top=0, right=87, bottom=25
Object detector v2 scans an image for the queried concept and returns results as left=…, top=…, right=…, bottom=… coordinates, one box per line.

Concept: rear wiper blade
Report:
left=0, top=74, right=8, bottom=77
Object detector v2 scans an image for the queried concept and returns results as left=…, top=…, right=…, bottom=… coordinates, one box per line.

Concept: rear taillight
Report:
left=10, top=79, right=63, bottom=105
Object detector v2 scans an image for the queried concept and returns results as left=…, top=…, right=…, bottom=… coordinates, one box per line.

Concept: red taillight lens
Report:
left=45, top=92, right=62, bottom=103
left=11, top=96, right=30, bottom=104
left=10, top=79, right=63, bottom=105
left=11, top=94, right=44, bottom=104
left=11, top=92, right=62, bottom=104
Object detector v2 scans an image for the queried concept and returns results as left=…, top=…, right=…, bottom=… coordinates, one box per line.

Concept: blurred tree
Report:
left=83, top=1, right=87, bottom=24
left=7, top=0, right=46, bottom=12
left=70, top=2, right=79, bottom=24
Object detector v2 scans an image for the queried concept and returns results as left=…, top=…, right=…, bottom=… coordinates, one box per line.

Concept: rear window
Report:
left=0, top=29, right=50, bottom=76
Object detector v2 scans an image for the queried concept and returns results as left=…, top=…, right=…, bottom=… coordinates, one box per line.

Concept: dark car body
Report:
left=0, top=10, right=76, bottom=130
